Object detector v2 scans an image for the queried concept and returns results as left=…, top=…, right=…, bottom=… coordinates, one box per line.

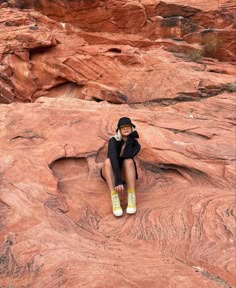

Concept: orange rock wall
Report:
left=0, top=1, right=235, bottom=287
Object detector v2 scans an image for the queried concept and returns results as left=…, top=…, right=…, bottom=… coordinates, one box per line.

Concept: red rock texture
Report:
left=0, top=1, right=235, bottom=287
left=0, top=1, right=235, bottom=104
left=0, top=94, right=235, bottom=287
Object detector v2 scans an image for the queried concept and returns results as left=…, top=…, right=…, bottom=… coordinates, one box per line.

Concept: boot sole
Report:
left=126, top=208, right=136, bottom=214
left=113, top=209, right=123, bottom=217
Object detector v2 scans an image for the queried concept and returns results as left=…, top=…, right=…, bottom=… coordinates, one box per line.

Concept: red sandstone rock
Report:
left=184, top=29, right=236, bottom=62
left=0, top=8, right=58, bottom=103
left=0, top=94, right=235, bottom=287
left=0, top=1, right=236, bottom=287
left=0, top=7, right=235, bottom=105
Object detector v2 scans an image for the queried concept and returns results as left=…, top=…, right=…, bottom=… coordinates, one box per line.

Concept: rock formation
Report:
left=0, top=0, right=235, bottom=104
left=0, top=1, right=235, bottom=287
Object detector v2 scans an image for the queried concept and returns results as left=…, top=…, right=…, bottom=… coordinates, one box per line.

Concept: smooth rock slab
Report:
left=0, top=95, right=235, bottom=287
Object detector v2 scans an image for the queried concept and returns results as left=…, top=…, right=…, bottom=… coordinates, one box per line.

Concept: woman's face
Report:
left=120, top=124, right=132, bottom=137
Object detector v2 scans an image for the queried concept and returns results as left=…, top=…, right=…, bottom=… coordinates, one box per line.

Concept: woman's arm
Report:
left=122, top=131, right=141, bottom=158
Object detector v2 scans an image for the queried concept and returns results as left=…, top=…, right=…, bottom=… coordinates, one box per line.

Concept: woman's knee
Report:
left=103, top=158, right=112, bottom=169
left=123, top=159, right=134, bottom=169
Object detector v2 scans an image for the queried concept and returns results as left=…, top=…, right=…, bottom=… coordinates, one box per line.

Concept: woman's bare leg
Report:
left=122, top=159, right=137, bottom=214
left=102, top=158, right=123, bottom=217
left=122, top=159, right=136, bottom=190
left=101, top=158, right=115, bottom=191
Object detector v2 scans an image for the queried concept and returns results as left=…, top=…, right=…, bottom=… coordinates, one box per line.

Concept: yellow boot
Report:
left=126, top=189, right=136, bottom=214
left=111, top=191, right=123, bottom=217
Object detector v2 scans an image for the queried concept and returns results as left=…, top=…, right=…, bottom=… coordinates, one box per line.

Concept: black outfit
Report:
left=101, top=131, right=141, bottom=186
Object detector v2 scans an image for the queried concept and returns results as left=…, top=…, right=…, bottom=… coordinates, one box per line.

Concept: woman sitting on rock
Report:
left=101, top=117, right=141, bottom=217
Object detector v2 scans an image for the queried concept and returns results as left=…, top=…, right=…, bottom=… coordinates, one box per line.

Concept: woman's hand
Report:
left=115, top=184, right=124, bottom=193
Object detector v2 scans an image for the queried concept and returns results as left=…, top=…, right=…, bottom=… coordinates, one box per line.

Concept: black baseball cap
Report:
left=116, top=117, right=136, bottom=131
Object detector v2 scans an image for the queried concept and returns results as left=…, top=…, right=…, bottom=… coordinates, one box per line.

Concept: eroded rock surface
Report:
left=0, top=1, right=235, bottom=287
left=0, top=1, right=235, bottom=104
left=0, top=94, right=235, bottom=287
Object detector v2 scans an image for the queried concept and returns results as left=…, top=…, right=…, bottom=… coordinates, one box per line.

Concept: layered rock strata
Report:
left=0, top=1, right=235, bottom=287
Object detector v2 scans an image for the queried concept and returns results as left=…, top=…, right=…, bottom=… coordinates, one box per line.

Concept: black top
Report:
left=107, top=130, right=141, bottom=186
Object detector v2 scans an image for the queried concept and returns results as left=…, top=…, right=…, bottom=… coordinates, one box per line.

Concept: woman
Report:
left=101, top=117, right=141, bottom=217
